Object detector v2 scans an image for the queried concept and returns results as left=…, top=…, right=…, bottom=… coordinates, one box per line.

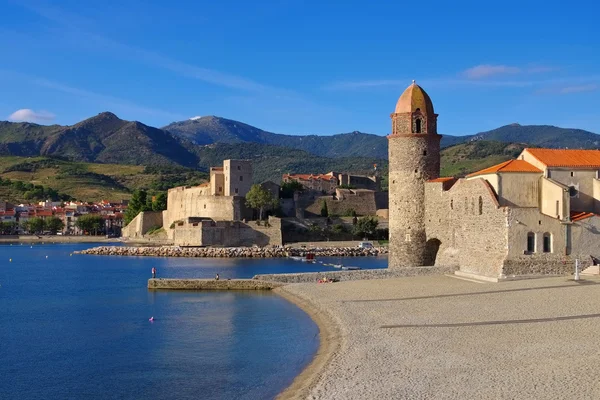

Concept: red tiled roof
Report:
left=525, top=148, right=600, bottom=168
left=467, top=159, right=542, bottom=178
left=428, top=177, right=455, bottom=183
left=283, top=173, right=336, bottom=181
left=35, top=211, right=53, bottom=217
left=571, top=211, right=597, bottom=222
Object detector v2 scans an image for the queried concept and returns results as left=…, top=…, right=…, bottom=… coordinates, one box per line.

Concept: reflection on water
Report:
left=0, top=243, right=325, bottom=400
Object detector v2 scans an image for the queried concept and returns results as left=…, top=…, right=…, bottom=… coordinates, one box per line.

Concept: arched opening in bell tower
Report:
left=424, top=238, right=441, bottom=265
left=415, top=119, right=422, bottom=133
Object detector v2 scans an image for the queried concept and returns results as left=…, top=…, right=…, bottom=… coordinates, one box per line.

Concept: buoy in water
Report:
left=149, top=316, right=155, bottom=322
left=9, top=258, right=12, bottom=262
left=45, top=255, right=48, bottom=259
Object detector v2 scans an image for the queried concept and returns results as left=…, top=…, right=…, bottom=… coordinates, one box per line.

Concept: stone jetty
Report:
left=76, top=245, right=387, bottom=258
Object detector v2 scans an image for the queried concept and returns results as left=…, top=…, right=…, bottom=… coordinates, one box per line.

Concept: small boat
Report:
left=332, top=264, right=343, bottom=269
left=303, top=253, right=316, bottom=263
left=289, top=256, right=304, bottom=261
left=342, top=266, right=361, bottom=270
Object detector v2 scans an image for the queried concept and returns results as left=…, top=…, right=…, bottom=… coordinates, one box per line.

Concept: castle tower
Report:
left=388, top=81, right=441, bottom=268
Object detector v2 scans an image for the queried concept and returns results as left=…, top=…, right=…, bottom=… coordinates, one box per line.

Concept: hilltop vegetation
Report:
left=0, top=156, right=207, bottom=202
left=440, top=141, right=526, bottom=177
left=0, top=112, right=598, bottom=202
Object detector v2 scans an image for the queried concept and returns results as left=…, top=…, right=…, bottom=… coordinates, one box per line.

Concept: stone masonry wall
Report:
left=388, top=133, right=440, bottom=268
left=122, top=211, right=163, bottom=239
left=302, top=190, right=379, bottom=217
left=425, top=179, right=509, bottom=278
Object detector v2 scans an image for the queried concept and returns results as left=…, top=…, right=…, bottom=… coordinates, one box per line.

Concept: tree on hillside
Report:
left=280, top=180, right=304, bottom=198
left=76, top=214, right=104, bottom=235
left=124, top=190, right=151, bottom=225
left=246, top=184, right=278, bottom=221
left=352, top=216, right=379, bottom=239
left=46, top=217, right=64, bottom=234
left=152, top=192, right=167, bottom=211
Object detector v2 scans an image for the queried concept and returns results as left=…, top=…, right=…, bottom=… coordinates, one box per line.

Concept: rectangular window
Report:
left=235, top=188, right=239, bottom=194
left=239, top=176, right=243, bottom=182
left=555, top=200, right=559, bottom=217
left=527, top=233, right=535, bottom=253
left=237, top=165, right=241, bottom=170
left=543, top=234, right=551, bottom=253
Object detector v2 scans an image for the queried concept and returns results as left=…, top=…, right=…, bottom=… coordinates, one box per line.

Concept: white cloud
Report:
left=463, top=64, right=521, bottom=79
left=8, top=109, right=55, bottom=123
left=559, top=84, right=598, bottom=94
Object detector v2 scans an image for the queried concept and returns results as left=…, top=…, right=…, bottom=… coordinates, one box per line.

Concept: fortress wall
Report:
left=171, top=217, right=282, bottom=247
left=165, top=186, right=238, bottom=229
left=425, top=178, right=508, bottom=278
left=302, top=191, right=378, bottom=217
left=122, top=211, right=163, bottom=238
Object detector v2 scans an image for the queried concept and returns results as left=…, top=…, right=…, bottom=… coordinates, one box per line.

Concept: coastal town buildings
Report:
left=0, top=200, right=126, bottom=235
left=388, top=81, right=600, bottom=280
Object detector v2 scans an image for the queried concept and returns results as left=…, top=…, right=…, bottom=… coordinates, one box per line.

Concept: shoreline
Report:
left=0, top=236, right=117, bottom=243
left=274, top=286, right=342, bottom=400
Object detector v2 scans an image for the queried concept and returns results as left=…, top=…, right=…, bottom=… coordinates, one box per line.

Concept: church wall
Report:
left=503, top=208, right=574, bottom=275
left=425, top=178, right=508, bottom=278
left=540, top=177, right=568, bottom=220
left=593, top=179, right=600, bottom=213
left=547, top=168, right=597, bottom=212
left=570, top=216, right=600, bottom=262
left=497, top=172, right=540, bottom=207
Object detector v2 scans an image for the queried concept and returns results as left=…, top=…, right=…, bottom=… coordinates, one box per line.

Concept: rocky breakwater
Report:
left=76, top=245, right=387, bottom=258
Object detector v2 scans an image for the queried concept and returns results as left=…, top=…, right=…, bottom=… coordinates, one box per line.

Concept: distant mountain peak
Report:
left=189, top=116, right=202, bottom=121
left=509, top=123, right=521, bottom=127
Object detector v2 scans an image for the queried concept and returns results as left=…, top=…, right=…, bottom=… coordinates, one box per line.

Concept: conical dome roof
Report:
left=394, top=81, right=434, bottom=115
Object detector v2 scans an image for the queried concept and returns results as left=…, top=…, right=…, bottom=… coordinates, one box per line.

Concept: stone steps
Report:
left=581, top=265, right=600, bottom=275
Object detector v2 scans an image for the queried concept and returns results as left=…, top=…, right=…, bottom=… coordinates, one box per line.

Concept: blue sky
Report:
left=0, top=0, right=598, bottom=136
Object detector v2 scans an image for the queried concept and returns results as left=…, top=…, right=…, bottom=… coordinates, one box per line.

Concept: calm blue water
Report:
left=0, top=243, right=387, bottom=400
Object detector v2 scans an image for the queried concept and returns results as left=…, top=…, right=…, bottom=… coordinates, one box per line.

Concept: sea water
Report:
left=0, top=243, right=386, bottom=399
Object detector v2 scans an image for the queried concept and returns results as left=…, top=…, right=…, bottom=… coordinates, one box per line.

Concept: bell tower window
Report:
left=415, top=118, right=422, bottom=133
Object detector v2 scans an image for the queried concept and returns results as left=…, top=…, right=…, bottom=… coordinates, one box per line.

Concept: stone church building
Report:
left=389, top=81, right=600, bottom=280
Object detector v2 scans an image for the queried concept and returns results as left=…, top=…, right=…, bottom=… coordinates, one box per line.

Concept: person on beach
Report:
left=152, top=267, right=156, bottom=279
left=215, top=273, right=219, bottom=281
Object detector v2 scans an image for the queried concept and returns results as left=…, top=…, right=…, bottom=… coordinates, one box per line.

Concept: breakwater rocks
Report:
left=76, top=245, right=388, bottom=258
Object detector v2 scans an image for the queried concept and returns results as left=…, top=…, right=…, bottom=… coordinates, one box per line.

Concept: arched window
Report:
left=527, top=232, right=535, bottom=253
left=415, top=119, right=422, bottom=133
left=543, top=233, right=552, bottom=253
left=569, top=185, right=578, bottom=198
left=478, top=196, right=483, bottom=215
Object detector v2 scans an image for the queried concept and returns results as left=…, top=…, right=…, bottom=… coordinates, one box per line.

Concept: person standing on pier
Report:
left=152, top=267, right=157, bottom=279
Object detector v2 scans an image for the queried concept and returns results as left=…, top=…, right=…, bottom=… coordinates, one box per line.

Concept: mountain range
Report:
left=0, top=113, right=599, bottom=185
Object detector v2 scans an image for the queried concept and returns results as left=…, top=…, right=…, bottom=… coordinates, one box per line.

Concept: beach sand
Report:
left=277, top=274, right=600, bottom=399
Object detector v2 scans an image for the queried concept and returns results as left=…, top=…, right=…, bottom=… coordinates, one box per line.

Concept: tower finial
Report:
left=412, top=79, right=416, bottom=84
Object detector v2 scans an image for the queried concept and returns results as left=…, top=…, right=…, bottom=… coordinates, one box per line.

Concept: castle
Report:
left=122, top=159, right=282, bottom=246
left=389, top=81, right=600, bottom=280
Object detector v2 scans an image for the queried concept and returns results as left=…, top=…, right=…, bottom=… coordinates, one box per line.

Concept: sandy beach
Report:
left=277, top=274, right=600, bottom=399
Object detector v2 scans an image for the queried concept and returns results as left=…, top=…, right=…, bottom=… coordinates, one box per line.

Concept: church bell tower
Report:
left=387, top=81, right=441, bottom=268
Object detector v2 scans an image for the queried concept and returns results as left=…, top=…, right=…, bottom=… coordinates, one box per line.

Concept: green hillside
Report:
left=0, top=157, right=207, bottom=202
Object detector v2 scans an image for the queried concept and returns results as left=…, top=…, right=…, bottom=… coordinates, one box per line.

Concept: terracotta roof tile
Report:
left=428, top=177, right=455, bottom=183
left=571, top=211, right=596, bottom=222
left=467, top=159, right=542, bottom=178
left=526, top=148, right=600, bottom=168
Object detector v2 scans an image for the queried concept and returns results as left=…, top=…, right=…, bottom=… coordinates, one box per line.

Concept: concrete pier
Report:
left=148, top=278, right=283, bottom=291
